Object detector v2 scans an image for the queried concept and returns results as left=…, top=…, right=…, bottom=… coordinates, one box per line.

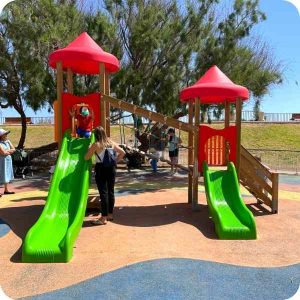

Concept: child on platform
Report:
left=70, top=105, right=94, bottom=138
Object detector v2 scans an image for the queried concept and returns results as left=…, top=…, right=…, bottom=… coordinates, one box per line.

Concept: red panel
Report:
left=199, top=125, right=237, bottom=170
left=61, top=93, right=101, bottom=134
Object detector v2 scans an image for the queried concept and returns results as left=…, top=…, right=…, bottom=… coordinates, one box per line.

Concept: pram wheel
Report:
left=12, top=149, right=33, bottom=179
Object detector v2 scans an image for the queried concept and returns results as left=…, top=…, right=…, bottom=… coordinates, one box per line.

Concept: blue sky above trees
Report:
left=1, top=0, right=299, bottom=117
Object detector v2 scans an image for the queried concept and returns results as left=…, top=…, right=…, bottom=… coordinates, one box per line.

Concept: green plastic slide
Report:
left=22, top=131, right=94, bottom=263
left=203, top=161, right=257, bottom=240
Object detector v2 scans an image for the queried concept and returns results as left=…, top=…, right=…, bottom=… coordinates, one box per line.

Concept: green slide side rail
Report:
left=203, top=161, right=257, bottom=240
left=22, top=131, right=94, bottom=263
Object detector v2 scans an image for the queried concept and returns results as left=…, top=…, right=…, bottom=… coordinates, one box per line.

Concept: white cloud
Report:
left=0, top=0, right=14, bottom=14
left=284, top=0, right=300, bottom=15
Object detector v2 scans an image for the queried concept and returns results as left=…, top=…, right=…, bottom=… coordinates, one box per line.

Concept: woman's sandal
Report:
left=91, top=218, right=107, bottom=225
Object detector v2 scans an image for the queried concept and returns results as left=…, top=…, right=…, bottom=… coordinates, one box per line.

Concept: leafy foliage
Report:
left=0, top=0, right=283, bottom=147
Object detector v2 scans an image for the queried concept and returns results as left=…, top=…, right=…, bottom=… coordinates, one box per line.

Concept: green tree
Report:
left=195, top=0, right=282, bottom=117
left=105, top=0, right=216, bottom=116
left=0, top=0, right=84, bottom=147
left=99, top=0, right=282, bottom=149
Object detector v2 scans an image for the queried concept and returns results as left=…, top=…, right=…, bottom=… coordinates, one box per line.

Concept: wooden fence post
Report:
left=235, top=98, right=242, bottom=177
left=193, top=97, right=200, bottom=210
left=99, top=63, right=106, bottom=131
left=56, top=61, right=63, bottom=148
left=188, top=102, right=194, bottom=204
left=105, top=72, right=110, bottom=137
left=271, top=173, right=279, bottom=213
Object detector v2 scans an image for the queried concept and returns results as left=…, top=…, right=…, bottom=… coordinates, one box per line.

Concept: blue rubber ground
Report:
left=24, top=258, right=300, bottom=300
left=0, top=218, right=10, bottom=238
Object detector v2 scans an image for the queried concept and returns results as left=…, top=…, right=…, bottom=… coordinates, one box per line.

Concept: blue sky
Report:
left=1, top=0, right=300, bottom=117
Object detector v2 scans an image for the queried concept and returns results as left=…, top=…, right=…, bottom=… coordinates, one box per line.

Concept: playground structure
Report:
left=22, top=32, right=279, bottom=262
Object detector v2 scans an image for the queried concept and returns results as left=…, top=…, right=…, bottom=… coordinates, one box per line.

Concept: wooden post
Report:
left=271, top=173, right=279, bottom=213
left=193, top=97, right=200, bottom=210
left=235, top=98, right=242, bottom=177
left=56, top=61, right=63, bottom=147
left=67, top=68, right=73, bottom=94
left=105, top=72, right=111, bottom=137
left=224, top=100, right=230, bottom=163
left=225, top=101, right=230, bottom=128
left=99, top=63, right=106, bottom=131
left=188, top=102, right=194, bottom=204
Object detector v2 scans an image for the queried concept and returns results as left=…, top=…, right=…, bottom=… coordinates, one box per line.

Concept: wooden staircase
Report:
left=240, top=146, right=279, bottom=213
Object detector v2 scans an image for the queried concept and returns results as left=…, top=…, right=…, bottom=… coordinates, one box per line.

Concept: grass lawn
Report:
left=1, top=123, right=299, bottom=151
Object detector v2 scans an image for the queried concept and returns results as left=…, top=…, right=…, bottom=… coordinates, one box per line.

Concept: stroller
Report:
left=11, top=148, right=33, bottom=179
left=120, top=145, right=144, bottom=171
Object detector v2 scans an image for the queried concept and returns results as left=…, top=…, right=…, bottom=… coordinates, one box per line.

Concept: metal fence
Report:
left=30, top=117, right=54, bottom=124
left=0, top=117, right=54, bottom=125
left=248, top=149, right=300, bottom=174
left=19, top=145, right=299, bottom=174
left=264, top=113, right=293, bottom=122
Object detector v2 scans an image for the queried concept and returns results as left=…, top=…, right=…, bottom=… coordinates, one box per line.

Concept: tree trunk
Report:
left=12, top=96, right=27, bottom=149
left=29, top=142, right=58, bottom=162
left=18, top=110, right=27, bottom=148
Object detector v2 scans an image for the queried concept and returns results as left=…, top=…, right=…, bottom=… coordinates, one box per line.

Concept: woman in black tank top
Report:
left=85, top=126, right=125, bottom=225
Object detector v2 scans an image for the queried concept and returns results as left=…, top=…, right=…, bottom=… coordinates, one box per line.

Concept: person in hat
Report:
left=0, top=129, right=16, bottom=196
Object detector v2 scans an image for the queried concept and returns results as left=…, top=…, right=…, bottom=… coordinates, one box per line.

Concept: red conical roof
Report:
left=180, top=65, right=249, bottom=103
left=49, top=32, right=120, bottom=74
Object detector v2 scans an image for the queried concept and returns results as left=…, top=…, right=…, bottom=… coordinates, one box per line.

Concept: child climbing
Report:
left=167, top=128, right=182, bottom=174
left=149, top=148, right=160, bottom=173
left=70, top=104, right=94, bottom=138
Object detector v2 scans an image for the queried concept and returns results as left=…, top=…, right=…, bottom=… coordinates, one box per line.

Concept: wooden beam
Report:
left=271, top=172, right=279, bottom=213
left=241, top=146, right=273, bottom=179
left=125, top=145, right=192, bottom=173
left=99, top=63, right=106, bottom=131
left=105, top=72, right=111, bottom=137
left=102, top=94, right=196, bottom=133
left=56, top=61, right=63, bottom=147
left=240, top=159, right=273, bottom=195
left=67, top=68, right=73, bottom=94
left=188, top=102, right=194, bottom=204
left=193, top=97, right=200, bottom=210
left=235, top=98, right=242, bottom=177
left=225, top=101, right=230, bottom=128
left=224, top=101, right=230, bottom=163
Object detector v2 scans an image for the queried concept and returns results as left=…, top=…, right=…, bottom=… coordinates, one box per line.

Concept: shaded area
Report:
left=83, top=202, right=217, bottom=239
left=23, top=258, right=300, bottom=300
left=0, top=204, right=44, bottom=262
left=9, top=173, right=50, bottom=192
left=0, top=218, right=10, bottom=238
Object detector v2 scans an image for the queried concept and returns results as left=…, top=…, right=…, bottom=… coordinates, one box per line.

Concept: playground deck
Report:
left=0, top=169, right=299, bottom=299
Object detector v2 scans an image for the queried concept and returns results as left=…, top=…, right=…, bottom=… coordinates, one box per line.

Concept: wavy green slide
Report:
left=203, top=161, right=256, bottom=240
left=22, top=131, right=93, bottom=263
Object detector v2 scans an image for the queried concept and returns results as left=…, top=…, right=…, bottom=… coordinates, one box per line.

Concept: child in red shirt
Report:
left=70, top=106, right=94, bottom=138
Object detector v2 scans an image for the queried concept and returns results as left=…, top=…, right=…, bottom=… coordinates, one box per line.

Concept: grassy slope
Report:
left=1, top=123, right=300, bottom=151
